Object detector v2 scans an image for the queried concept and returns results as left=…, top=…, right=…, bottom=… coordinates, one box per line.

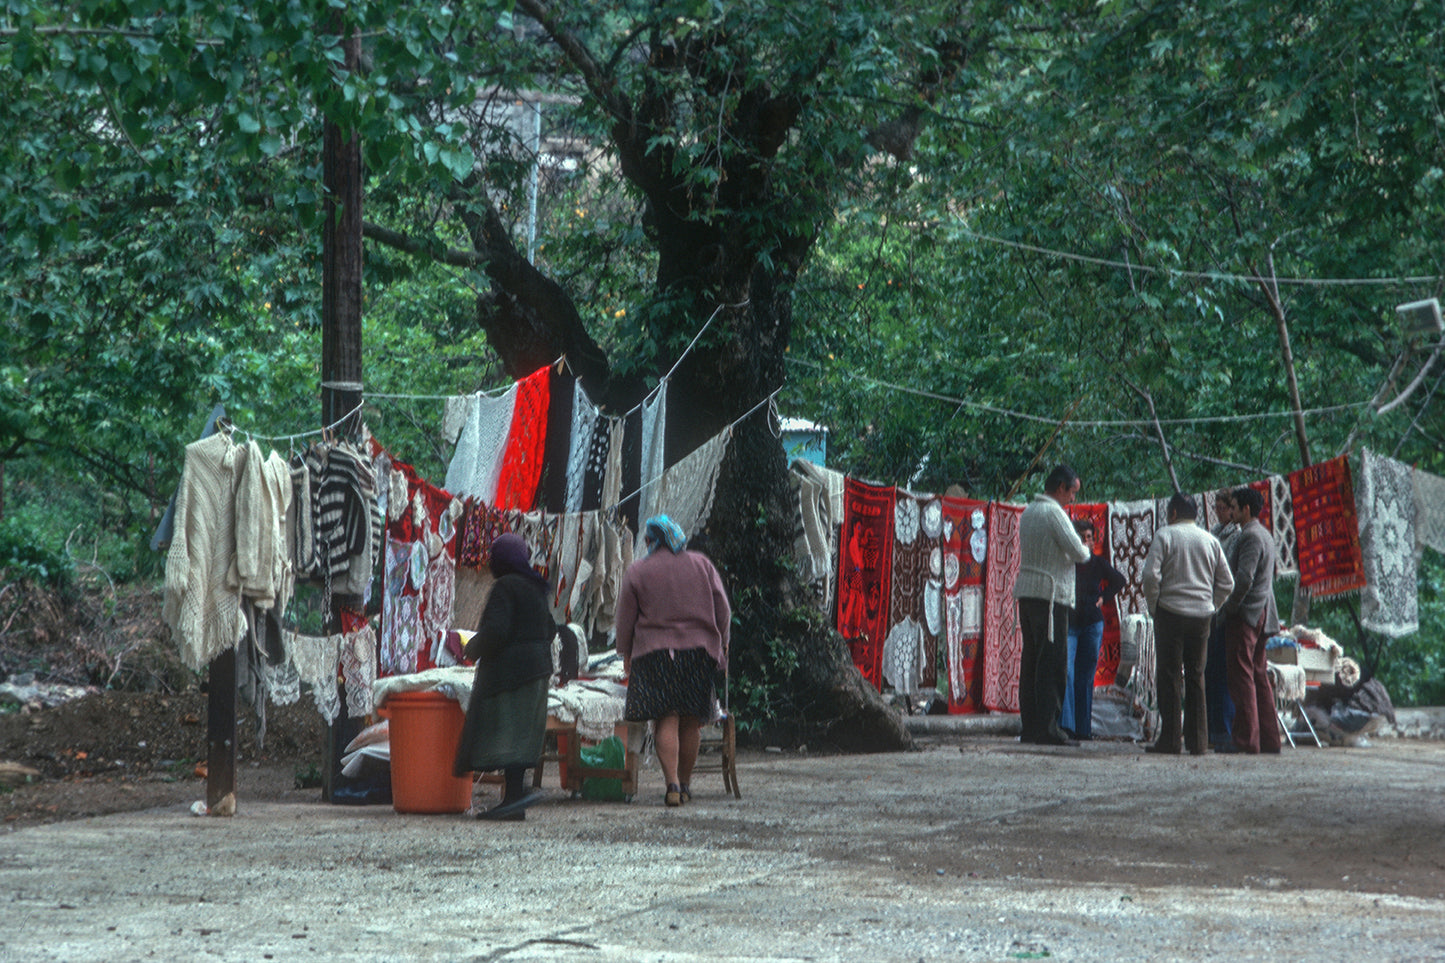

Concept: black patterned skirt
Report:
left=624, top=647, right=718, bottom=722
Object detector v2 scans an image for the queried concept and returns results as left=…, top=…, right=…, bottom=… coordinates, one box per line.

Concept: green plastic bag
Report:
left=578, top=735, right=627, bottom=801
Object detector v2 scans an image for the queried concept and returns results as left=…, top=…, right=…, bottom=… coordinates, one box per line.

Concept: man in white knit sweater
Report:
left=1142, top=493, right=1234, bottom=755
left=1014, top=464, right=1091, bottom=746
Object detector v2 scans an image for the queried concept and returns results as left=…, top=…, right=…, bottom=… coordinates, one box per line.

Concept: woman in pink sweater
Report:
left=617, top=516, right=731, bottom=807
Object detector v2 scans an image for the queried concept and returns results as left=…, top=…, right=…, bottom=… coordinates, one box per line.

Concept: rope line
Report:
left=785, top=356, right=1370, bottom=428
left=952, top=227, right=1443, bottom=288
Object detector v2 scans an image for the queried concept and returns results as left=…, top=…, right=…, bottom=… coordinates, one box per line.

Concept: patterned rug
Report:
left=888, top=492, right=934, bottom=690
left=1356, top=449, right=1419, bottom=637
left=981, top=501, right=1024, bottom=714
left=943, top=495, right=987, bottom=712
left=1108, top=499, right=1158, bottom=618
left=837, top=478, right=896, bottom=691
left=1289, top=454, right=1367, bottom=599
left=1268, top=474, right=1299, bottom=578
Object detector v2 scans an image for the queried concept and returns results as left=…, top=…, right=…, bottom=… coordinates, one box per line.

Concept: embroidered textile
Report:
left=647, top=428, right=730, bottom=553
left=837, top=478, right=895, bottom=691
left=942, top=496, right=986, bottom=710
left=888, top=492, right=934, bottom=688
left=600, top=417, right=626, bottom=513
left=1108, top=499, right=1158, bottom=618
left=791, top=461, right=839, bottom=613
left=981, top=501, right=1025, bottom=714
left=286, top=629, right=342, bottom=722
left=1268, top=474, right=1299, bottom=578
left=444, top=385, right=517, bottom=502
left=1119, top=614, right=1159, bottom=741
left=1356, top=449, right=1419, bottom=637
left=1412, top=468, right=1445, bottom=556
left=947, top=585, right=985, bottom=712
left=882, top=616, right=926, bottom=694
left=636, top=385, right=668, bottom=527
left=339, top=618, right=378, bottom=718
left=494, top=367, right=551, bottom=511
left=261, top=657, right=301, bottom=707
left=441, top=395, right=470, bottom=445
left=1249, top=478, right=1273, bottom=547
left=565, top=381, right=599, bottom=513
left=1289, top=455, right=1367, bottom=598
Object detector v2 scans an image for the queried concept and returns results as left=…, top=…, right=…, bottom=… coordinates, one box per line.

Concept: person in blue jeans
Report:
left=1205, top=491, right=1240, bottom=750
left=1061, top=519, right=1126, bottom=740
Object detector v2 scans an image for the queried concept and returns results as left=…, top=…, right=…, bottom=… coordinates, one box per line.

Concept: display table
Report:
left=537, top=717, right=645, bottom=798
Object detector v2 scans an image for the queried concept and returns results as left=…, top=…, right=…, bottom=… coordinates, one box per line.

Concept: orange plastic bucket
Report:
left=378, top=691, right=473, bottom=814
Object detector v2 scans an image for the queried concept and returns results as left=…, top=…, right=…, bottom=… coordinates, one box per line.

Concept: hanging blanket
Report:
left=881, top=617, right=926, bottom=695
left=1267, top=474, right=1299, bottom=578
left=1412, top=467, right=1445, bottom=556
left=494, top=366, right=551, bottom=511
left=444, top=385, right=517, bottom=503
left=791, top=460, right=840, bottom=614
left=636, top=384, right=668, bottom=527
left=943, top=496, right=987, bottom=712
left=1289, top=455, right=1367, bottom=599
left=1108, top=499, right=1157, bottom=618
left=981, top=501, right=1024, bottom=714
left=888, top=492, right=933, bottom=690
left=1356, top=449, right=1419, bottom=637
left=836, top=478, right=895, bottom=691
left=564, top=381, right=599, bottom=512
left=648, top=426, right=730, bottom=551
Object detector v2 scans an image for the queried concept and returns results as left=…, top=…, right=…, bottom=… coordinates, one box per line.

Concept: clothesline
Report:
left=785, top=356, right=1372, bottom=428
left=233, top=400, right=366, bottom=445
left=951, top=226, right=1444, bottom=288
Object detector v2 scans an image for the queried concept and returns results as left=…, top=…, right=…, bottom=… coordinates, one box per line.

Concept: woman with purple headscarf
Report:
left=453, top=532, right=554, bottom=821
left=617, top=516, right=731, bottom=807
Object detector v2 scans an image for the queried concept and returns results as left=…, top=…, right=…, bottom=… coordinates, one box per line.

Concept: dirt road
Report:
left=3, top=735, right=1444, bottom=961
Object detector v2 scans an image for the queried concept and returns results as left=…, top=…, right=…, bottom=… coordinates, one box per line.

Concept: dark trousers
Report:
left=1225, top=612, right=1281, bottom=753
left=1152, top=607, right=1212, bottom=754
left=1205, top=617, right=1234, bottom=747
left=1017, top=598, right=1071, bottom=744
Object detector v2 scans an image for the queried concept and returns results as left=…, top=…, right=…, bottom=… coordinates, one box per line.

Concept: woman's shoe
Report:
left=678, top=784, right=691, bottom=804
left=665, top=784, right=682, bottom=807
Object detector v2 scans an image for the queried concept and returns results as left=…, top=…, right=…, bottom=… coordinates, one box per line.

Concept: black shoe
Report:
left=479, top=791, right=539, bottom=821
left=1144, top=743, right=1179, bottom=755
left=476, top=807, right=524, bottom=822
left=1214, top=743, right=1243, bottom=755
left=1038, top=733, right=1080, bottom=747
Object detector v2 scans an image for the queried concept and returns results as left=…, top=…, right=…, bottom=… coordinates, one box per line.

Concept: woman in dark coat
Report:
left=453, top=532, right=554, bottom=821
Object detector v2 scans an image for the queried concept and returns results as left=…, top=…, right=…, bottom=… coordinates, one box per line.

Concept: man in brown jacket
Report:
left=1221, top=486, right=1281, bottom=754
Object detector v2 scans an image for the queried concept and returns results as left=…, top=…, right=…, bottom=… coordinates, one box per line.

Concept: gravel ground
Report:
left=3, top=735, right=1444, bottom=961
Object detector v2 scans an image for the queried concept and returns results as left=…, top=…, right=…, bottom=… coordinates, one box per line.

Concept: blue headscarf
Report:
left=644, top=515, right=688, bottom=555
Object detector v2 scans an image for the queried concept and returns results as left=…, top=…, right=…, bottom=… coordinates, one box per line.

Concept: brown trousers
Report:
left=1225, top=612, right=1281, bottom=753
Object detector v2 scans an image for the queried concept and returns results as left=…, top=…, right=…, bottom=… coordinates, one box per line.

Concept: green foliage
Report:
left=0, top=514, right=74, bottom=588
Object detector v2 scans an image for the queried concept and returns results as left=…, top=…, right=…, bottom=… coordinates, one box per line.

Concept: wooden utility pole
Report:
left=319, top=22, right=365, bottom=803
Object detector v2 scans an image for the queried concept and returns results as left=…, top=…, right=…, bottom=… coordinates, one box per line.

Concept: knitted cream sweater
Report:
left=1013, top=494, right=1090, bottom=607
left=164, top=433, right=245, bottom=671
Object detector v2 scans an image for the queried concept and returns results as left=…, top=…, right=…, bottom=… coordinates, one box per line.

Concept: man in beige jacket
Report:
left=1014, top=464, right=1091, bottom=746
left=1142, top=493, right=1234, bottom=755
